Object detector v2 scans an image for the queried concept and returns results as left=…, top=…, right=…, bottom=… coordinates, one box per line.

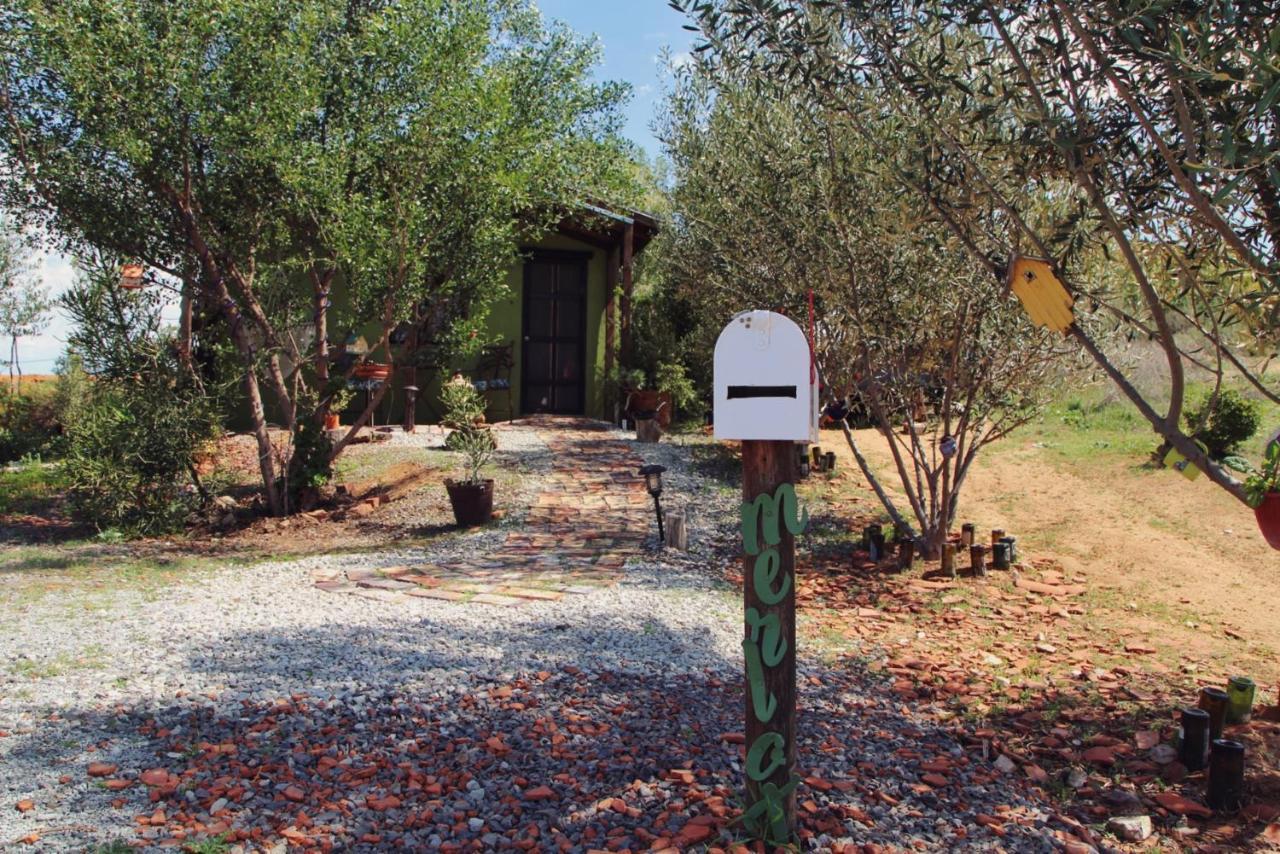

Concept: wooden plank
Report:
left=620, top=221, right=634, bottom=366
left=740, top=439, right=798, bottom=841
left=605, top=243, right=618, bottom=418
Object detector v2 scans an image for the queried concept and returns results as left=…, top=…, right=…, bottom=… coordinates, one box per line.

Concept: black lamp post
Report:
left=403, top=385, right=419, bottom=433
left=639, top=464, right=667, bottom=544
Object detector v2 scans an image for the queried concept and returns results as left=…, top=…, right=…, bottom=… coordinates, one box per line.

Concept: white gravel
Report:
left=0, top=426, right=742, bottom=850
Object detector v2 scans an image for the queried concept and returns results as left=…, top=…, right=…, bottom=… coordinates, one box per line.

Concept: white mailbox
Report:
left=713, top=310, right=818, bottom=442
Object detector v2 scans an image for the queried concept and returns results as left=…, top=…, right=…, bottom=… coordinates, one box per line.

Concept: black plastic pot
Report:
left=445, top=478, right=494, bottom=527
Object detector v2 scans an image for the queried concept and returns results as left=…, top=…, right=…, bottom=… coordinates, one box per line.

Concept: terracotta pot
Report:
left=324, top=413, right=340, bottom=430
left=1255, top=491, right=1280, bottom=550
left=625, top=390, right=673, bottom=428
left=445, top=478, right=494, bottom=527
left=353, top=362, right=392, bottom=381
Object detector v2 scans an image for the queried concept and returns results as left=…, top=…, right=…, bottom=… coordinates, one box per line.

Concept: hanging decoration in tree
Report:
left=119, top=263, right=145, bottom=290
left=1006, top=255, right=1074, bottom=333
left=1163, top=439, right=1209, bottom=481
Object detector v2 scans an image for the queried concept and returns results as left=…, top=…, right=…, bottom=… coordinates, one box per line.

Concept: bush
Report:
left=440, top=376, right=494, bottom=451
left=654, top=361, right=700, bottom=417
left=1183, top=389, right=1261, bottom=459
left=57, top=255, right=225, bottom=535
left=0, top=382, right=62, bottom=462
left=61, top=377, right=220, bottom=535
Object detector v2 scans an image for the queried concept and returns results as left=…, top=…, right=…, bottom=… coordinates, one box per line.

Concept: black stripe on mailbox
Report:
left=726, top=385, right=797, bottom=400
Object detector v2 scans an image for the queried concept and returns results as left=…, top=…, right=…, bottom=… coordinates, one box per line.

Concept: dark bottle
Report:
left=1199, top=686, right=1229, bottom=741
left=1179, top=707, right=1210, bottom=771
left=1207, top=739, right=1245, bottom=811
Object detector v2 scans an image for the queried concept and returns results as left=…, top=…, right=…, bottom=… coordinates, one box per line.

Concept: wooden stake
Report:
left=896, top=538, right=914, bottom=570
left=941, top=543, right=957, bottom=579
left=961, top=523, right=975, bottom=546
left=741, top=440, right=798, bottom=842
left=664, top=508, right=689, bottom=550
left=970, top=543, right=988, bottom=577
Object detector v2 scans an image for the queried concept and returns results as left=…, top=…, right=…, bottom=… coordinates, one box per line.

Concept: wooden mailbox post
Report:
left=713, top=310, right=816, bottom=844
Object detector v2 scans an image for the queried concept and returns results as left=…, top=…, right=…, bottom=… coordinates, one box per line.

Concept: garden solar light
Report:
left=639, top=464, right=667, bottom=543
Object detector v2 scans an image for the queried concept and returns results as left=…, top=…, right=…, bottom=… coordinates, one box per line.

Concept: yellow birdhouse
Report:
left=1163, top=440, right=1209, bottom=482
left=1007, top=255, right=1074, bottom=333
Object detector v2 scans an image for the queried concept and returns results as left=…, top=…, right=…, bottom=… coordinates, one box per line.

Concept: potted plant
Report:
left=654, top=361, right=699, bottom=427
left=440, top=377, right=491, bottom=449
left=1245, top=442, right=1280, bottom=550
left=323, top=388, right=353, bottom=431
left=623, top=368, right=675, bottom=430
left=445, top=426, right=495, bottom=526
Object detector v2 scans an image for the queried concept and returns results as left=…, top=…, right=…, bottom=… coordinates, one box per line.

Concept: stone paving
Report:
left=313, top=417, right=651, bottom=606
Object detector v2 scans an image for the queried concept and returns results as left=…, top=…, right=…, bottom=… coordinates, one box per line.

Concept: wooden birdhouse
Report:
left=119, top=263, right=145, bottom=290
left=1163, top=440, right=1208, bottom=481
left=1007, top=255, right=1074, bottom=333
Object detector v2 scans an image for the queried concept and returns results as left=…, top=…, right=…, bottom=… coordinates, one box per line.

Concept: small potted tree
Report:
left=445, top=427, right=495, bottom=526
left=440, top=377, right=496, bottom=526
left=1246, top=442, right=1280, bottom=550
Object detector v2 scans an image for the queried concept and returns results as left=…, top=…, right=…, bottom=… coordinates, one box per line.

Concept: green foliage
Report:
left=0, top=0, right=637, bottom=512
left=656, top=65, right=1056, bottom=551
left=284, top=414, right=334, bottom=493
left=0, top=458, right=64, bottom=515
left=440, top=377, right=495, bottom=475
left=1183, top=389, right=1261, bottom=459
left=0, top=382, right=61, bottom=462
left=674, top=0, right=1280, bottom=506
left=1245, top=444, right=1280, bottom=508
left=58, top=258, right=224, bottom=536
left=440, top=378, right=487, bottom=431
left=0, top=216, right=50, bottom=383
left=450, top=424, right=495, bottom=485
left=183, top=833, right=232, bottom=854
left=654, top=361, right=700, bottom=416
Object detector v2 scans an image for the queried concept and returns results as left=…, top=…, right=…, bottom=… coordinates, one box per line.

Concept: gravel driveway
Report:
left=0, top=424, right=1055, bottom=852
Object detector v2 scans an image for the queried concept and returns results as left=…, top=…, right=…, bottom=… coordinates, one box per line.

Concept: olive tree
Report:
left=659, top=71, right=1060, bottom=556
left=0, top=0, right=633, bottom=514
left=675, top=0, right=1280, bottom=506
left=0, top=218, right=49, bottom=393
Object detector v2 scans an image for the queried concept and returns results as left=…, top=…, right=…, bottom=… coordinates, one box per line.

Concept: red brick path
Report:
left=313, top=417, right=650, bottom=606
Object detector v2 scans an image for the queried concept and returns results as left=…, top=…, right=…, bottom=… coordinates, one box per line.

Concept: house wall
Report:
left=414, top=231, right=609, bottom=423
left=225, top=231, right=612, bottom=431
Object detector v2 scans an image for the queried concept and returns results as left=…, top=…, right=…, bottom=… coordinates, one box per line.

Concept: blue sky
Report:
left=535, top=0, right=695, bottom=158
left=18, top=0, right=695, bottom=373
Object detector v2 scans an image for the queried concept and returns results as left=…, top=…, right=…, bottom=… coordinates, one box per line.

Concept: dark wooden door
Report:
left=521, top=252, right=588, bottom=415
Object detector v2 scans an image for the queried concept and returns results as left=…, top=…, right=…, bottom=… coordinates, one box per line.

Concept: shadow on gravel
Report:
left=1, top=614, right=1061, bottom=852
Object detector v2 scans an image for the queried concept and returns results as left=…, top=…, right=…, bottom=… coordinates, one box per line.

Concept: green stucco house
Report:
left=350, top=202, right=658, bottom=427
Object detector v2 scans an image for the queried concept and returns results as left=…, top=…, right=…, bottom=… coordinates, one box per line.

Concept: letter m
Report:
left=741, top=483, right=807, bottom=555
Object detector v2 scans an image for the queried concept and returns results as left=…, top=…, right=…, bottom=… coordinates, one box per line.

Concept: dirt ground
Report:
left=823, top=425, right=1280, bottom=685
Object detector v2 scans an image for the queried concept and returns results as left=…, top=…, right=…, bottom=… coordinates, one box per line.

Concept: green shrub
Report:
left=57, top=256, right=225, bottom=535
left=61, top=378, right=219, bottom=535
left=1183, top=389, right=1261, bottom=459
left=654, top=361, right=700, bottom=416
left=0, top=382, right=62, bottom=462
left=440, top=377, right=494, bottom=451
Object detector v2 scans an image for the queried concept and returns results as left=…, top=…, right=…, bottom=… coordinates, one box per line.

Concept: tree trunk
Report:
left=241, top=365, right=283, bottom=516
